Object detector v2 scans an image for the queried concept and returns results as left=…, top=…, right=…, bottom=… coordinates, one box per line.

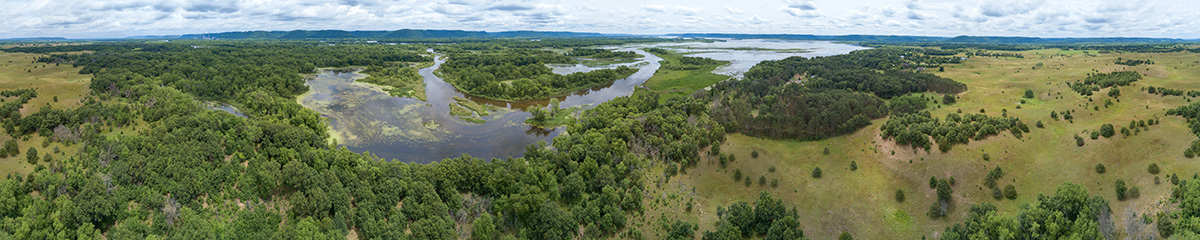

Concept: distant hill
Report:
left=178, top=29, right=619, bottom=40
left=0, top=37, right=69, bottom=42
left=671, top=33, right=1195, bottom=44
left=669, top=33, right=948, bottom=42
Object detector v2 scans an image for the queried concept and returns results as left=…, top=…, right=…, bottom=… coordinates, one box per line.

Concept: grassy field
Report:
left=0, top=51, right=93, bottom=176
left=635, top=48, right=1200, bottom=239
left=641, top=49, right=730, bottom=100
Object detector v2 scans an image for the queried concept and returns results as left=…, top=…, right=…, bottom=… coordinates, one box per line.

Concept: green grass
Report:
left=642, top=49, right=730, bottom=93
left=0, top=51, right=93, bottom=176
left=448, top=103, right=472, bottom=116
left=635, top=48, right=1200, bottom=239
left=453, top=97, right=494, bottom=116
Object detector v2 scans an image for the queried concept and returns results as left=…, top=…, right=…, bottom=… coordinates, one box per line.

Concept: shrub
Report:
left=1149, top=163, right=1161, bottom=174
left=982, top=153, right=990, bottom=161
left=943, top=94, right=956, bottom=105
left=1090, top=131, right=1100, bottom=139
left=1003, top=184, right=1017, bottom=200
left=751, top=150, right=759, bottom=158
left=929, top=177, right=937, bottom=189
left=42, top=153, right=52, bottom=163
left=895, top=190, right=906, bottom=202
left=850, top=161, right=857, bottom=171
left=1095, top=163, right=1106, bottom=174
left=733, top=169, right=743, bottom=181
left=811, top=167, right=822, bottom=178
left=744, top=178, right=751, bottom=186
left=992, top=187, right=1004, bottom=200
left=839, top=232, right=853, bottom=240
left=1024, top=89, right=1035, bottom=98
left=771, top=179, right=778, bottom=188
left=823, top=147, right=830, bottom=155
left=1036, top=120, right=1044, bottom=128
left=758, top=176, right=766, bottom=186
left=928, top=202, right=946, bottom=218
left=1128, top=186, right=1140, bottom=199
left=1116, top=179, right=1127, bottom=201
left=26, top=147, right=38, bottom=164
left=1100, top=124, right=1115, bottom=138
left=1075, top=134, right=1085, bottom=147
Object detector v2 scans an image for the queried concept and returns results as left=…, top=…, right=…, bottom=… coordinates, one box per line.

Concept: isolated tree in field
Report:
left=942, top=94, right=956, bottom=105
left=1100, top=124, right=1115, bottom=138
left=895, top=190, right=905, bottom=202
left=1024, top=89, right=1035, bottom=98
left=1095, top=163, right=1106, bottom=174
left=25, top=147, right=37, bottom=164
left=811, top=167, right=822, bottom=179
left=1075, top=134, right=1084, bottom=146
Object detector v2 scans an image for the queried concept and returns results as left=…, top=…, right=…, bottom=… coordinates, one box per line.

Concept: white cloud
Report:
left=0, top=0, right=1196, bottom=38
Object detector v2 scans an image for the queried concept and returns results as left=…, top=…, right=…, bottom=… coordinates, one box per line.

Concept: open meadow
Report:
left=636, top=48, right=1200, bottom=239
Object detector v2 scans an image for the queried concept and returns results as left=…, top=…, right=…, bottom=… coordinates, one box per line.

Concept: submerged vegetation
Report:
left=357, top=62, right=431, bottom=101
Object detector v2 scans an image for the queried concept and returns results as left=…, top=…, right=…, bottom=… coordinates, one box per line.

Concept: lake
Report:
left=296, top=39, right=868, bottom=163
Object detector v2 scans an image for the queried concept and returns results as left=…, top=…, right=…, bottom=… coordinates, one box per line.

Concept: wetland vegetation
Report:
left=4, top=33, right=1200, bottom=240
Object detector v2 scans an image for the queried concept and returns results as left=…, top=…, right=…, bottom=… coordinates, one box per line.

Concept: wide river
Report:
left=296, top=39, right=867, bottom=163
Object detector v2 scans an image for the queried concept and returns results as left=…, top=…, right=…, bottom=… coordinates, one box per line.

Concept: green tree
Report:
left=472, top=214, right=496, bottom=240
left=25, top=147, right=37, bottom=164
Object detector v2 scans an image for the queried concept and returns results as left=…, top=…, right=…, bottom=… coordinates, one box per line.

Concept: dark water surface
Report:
left=296, top=40, right=867, bottom=163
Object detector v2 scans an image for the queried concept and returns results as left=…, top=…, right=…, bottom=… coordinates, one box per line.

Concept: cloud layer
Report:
left=0, top=0, right=1196, bottom=38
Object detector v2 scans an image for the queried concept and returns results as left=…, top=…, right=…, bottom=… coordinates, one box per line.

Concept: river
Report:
left=296, top=39, right=868, bottom=163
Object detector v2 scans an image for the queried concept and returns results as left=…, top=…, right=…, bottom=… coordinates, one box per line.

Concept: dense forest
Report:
left=707, top=47, right=966, bottom=141
left=0, top=39, right=740, bottom=239
left=440, top=47, right=639, bottom=101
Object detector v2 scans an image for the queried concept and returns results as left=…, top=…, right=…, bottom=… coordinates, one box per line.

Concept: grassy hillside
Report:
left=636, top=48, right=1200, bottom=239
left=0, top=51, right=92, bottom=176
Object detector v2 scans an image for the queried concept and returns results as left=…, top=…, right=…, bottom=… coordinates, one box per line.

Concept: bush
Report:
left=1090, top=131, right=1100, bottom=139
left=928, top=202, right=946, bottom=218
left=733, top=169, right=743, bottom=181
left=1003, top=184, right=1017, bottom=199
left=1100, top=124, right=1115, bottom=138
left=25, top=147, right=38, bottom=164
left=840, top=232, right=853, bottom=240
left=1036, top=120, right=1043, bottom=128
left=1024, top=89, right=1035, bottom=98
left=768, top=166, right=776, bottom=172
left=823, top=147, right=831, bottom=155
left=982, top=153, right=990, bottom=161
left=1149, top=163, right=1161, bottom=174
left=992, top=187, right=1003, bottom=200
left=42, top=153, right=52, bottom=163
left=929, top=177, right=937, bottom=189
left=1075, top=134, right=1085, bottom=147
left=751, top=150, right=759, bottom=158
left=943, top=94, right=956, bottom=105
left=1116, top=179, right=1127, bottom=201
left=758, top=176, right=766, bottom=186
left=1095, top=163, right=1106, bottom=174
left=1128, top=186, right=1140, bottom=199
left=771, top=179, right=778, bottom=188
left=811, top=167, right=822, bottom=179
left=744, top=178, right=751, bottom=186
left=850, top=161, right=858, bottom=171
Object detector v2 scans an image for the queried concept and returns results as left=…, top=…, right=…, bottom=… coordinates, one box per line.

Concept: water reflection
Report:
left=298, top=39, right=867, bottom=163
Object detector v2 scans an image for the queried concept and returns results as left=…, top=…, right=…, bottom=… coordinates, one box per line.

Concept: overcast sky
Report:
left=1, top=0, right=1196, bottom=39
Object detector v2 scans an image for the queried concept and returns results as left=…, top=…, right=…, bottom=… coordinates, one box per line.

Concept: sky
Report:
left=0, top=0, right=1197, bottom=39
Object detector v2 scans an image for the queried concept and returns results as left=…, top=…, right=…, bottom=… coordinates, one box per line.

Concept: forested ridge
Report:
left=707, top=47, right=967, bottom=141
left=0, top=39, right=735, bottom=239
